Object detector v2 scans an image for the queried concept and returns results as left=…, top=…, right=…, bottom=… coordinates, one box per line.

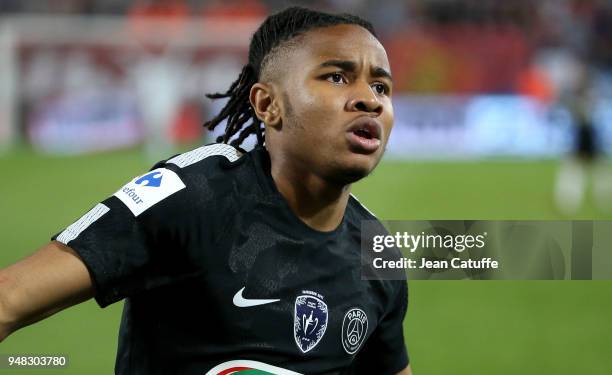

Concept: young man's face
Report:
left=267, top=24, right=394, bottom=185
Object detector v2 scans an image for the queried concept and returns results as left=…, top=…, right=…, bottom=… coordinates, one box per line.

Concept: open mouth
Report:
left=353, top=128, right=374, bottom=140
left=348, top=119, right=381, bottom=140
left=346, top=119, right=382, bottom=154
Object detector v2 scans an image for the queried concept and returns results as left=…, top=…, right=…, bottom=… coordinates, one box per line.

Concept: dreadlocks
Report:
left=203, top=6, right=377, bottom=147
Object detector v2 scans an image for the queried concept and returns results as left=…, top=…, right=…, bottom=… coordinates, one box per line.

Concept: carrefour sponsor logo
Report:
left=135, top=171, right=163, bottom=187
left=121, top=187, right=144, bottom=205
left=113, top=168, right=185, bottom=216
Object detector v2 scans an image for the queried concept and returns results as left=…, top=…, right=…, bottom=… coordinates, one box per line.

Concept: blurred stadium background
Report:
left=1, top=0, right=612, bottom=374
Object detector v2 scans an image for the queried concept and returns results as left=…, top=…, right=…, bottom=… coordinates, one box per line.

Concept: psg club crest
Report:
left=294, top=291, right=328, bottom=353
left=341, top=308, right=368, bottom=354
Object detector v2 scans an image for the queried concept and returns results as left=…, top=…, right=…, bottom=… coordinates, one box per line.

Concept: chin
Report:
left=326, top=158, right=376, bottom=185
left=335, top=168, right=370, bottom=184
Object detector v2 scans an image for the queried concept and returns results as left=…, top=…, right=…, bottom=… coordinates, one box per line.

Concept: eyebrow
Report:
left=318, top=59, right=393, bottom=82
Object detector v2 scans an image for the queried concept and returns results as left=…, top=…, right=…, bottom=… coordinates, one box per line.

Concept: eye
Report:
left=372, top=82, right=389, bottom=95
left=326, top=72, right=347, bottom=85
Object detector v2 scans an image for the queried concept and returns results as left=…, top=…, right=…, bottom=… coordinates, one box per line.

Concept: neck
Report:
left=270, top=155, right=351, bottom=232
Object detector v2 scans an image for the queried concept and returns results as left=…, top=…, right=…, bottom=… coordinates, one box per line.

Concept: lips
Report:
left=346, top=117, right=382, bottom=154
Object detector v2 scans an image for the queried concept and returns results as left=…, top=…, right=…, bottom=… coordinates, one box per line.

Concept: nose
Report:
left=346, top=82, right=383, bottom=116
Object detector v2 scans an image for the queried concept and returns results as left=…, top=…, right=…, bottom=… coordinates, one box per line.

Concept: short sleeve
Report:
left=52, top=167, right=198, bottom=308
left=351, top=280, right=409, bottom=374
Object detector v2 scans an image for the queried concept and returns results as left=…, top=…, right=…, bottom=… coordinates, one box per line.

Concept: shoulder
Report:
left=165, top=143, right=243, bottom=171
left=347, top=193, right=378, bottom=221
left=347, top=195, right=407, bottom=283
left=113, top=143, right=259, bottom=219
left=345, top=193, right=381, bottom=234
left=161, top=143, right=260, bottom=198
left=163, top=143, right=245, bottom=185
left=345, top=194, right=391, bottom=244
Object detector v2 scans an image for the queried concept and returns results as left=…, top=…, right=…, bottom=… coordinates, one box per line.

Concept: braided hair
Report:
left=203, top=6, right=377, bottom=147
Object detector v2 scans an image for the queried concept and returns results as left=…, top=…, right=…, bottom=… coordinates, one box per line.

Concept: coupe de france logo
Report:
left=342, top=308, right=368, bottom=354
left=294, top=291, right=328, bottom=353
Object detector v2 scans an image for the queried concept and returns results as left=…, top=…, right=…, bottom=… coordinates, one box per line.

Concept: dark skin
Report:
left=0, top=22, right=411, bottom=375
left=251, top=24, right=411, bottom=375
left=250, top=24, right=395, bottom=232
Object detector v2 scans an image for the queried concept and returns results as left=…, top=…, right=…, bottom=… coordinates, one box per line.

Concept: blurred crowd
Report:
left=0, top=0, right=612, bottom=95
left=1, top=0, right=612, bottom=213
left=2, top=0, right=612, bottom=150
left=2, top=0, right=612, bottom=95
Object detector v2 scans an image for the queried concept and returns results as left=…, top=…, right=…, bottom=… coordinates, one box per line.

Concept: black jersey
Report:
left=53, top=144, right=409, bottom=375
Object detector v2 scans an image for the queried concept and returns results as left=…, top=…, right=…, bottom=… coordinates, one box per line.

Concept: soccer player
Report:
left=0, top=7, right=411, bottom=375
left=554, top=61, right=612, bottom=215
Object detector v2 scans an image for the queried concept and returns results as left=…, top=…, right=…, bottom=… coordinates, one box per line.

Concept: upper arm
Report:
left=0, top=146, right=237, bottom=341
left=0, top=241, right=94, bottom=341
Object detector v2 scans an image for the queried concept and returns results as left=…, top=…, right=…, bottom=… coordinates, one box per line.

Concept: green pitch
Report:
left=1, top=147, right=610, bottom=374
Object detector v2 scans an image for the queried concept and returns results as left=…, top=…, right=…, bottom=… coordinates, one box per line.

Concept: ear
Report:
left=250, top=82, right=282, bottom=128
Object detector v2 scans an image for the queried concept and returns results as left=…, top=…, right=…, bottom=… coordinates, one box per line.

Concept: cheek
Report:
left=381, top=103, right=394, bottom=141
left=301, top=83, right=344, bottom=111
left=289, top=85, right=345, bottom=134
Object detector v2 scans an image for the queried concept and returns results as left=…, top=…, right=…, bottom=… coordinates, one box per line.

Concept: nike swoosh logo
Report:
left=233, top=287, right=280, bottom=308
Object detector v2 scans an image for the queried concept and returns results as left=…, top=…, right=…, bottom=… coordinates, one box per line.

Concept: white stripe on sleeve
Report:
left=56, top=203, right=110, bottom=245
